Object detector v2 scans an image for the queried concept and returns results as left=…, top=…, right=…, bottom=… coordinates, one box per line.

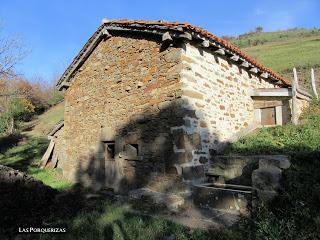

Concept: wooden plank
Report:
left=50, top=151, right=58, bottom=169
left=297, top=87, right=312, bottom=98
left=296, top=92, right=312, bottom=101
left=311, top=68, right=318, bottom=99
left=48, top=121, right=64, bottom=136
left=40, top=139, right=55, bottom=168
left=292, top=68, right=298, bottom=125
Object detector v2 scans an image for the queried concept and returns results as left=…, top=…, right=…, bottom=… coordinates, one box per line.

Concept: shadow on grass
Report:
left=0, top=134, right=48, bottom=172
left=0, top=133, right=23, bottom=154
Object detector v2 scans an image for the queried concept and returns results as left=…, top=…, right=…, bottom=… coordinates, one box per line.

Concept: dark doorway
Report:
left=103, top=141, right=115, bottom=161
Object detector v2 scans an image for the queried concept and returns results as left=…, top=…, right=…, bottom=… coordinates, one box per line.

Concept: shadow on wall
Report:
left=74, top=99, right=227, bottom=193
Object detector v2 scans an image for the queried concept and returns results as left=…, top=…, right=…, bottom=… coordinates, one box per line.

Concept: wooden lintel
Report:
left=254, top=100, right=285, bottom=109
left=215, top=48, right=225, bottom=55
left=162, top=32, right=173, bottom=42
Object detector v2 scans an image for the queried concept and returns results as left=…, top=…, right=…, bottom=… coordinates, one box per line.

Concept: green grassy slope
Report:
left=26, top=102, right=64, bottom=137
left=0, top=103, right=70, bottom=190
left=231, top=28, right=320, bottom=88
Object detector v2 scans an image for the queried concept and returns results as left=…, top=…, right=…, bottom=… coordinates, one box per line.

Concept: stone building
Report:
left=43, top=20, right=310, bottom=192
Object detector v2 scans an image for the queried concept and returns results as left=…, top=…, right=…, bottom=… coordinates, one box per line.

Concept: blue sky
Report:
left=0, top=0, right=319, bottom=83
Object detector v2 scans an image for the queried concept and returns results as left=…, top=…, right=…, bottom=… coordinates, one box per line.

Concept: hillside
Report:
left=231, top=28, right=320, bottom=89
left=24, top=102, right=64, bottom=137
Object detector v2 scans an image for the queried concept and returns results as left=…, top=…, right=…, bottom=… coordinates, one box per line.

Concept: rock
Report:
left=259, top=155, right=291, bottom=169
left=182, top=165, right=205, bottom=181
left=252, top=167, right=282, bottom=191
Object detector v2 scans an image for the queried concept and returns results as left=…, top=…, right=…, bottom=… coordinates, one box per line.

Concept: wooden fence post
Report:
left=292, top=68, right=299, bottom=125
left=311, top=68, right=318, bottom=99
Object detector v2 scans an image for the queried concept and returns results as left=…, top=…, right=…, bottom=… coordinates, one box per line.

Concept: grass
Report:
left=225, top=101, right=320, bottom=155
left=0, top=135, right=72, bottom=190
left=27, top=102, right=64, bottom=137
left=0, top=102, right=71, bottom=190
left=232, top=28, right=320, bottom=48
left=13, top=200, right=247, bottom=240
left=231, top=28, right=320, bottom=88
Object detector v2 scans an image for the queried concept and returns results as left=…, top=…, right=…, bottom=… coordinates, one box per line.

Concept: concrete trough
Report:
left=192, top=182, right=252, bottom=215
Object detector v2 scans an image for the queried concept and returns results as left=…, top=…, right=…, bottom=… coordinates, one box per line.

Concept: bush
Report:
left=0, top=97, right=36, bottom=135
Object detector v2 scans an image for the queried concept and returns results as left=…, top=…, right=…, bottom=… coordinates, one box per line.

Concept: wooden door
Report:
left=261, top=107, right=276, bottom=125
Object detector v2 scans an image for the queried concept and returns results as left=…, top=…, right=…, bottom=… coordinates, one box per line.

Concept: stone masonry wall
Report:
left=61, top=35, right=185, bottom=190
left=175, top=43, right=278, bottom=172
left=59, top=35, right=304, bottom=189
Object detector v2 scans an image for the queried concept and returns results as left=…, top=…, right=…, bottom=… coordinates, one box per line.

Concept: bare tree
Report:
left=0, top=23, right=28, bottom=99
left=0, top=24, right=29, bottom=134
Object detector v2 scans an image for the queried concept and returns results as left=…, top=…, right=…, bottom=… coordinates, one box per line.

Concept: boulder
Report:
left=259, top=155, right=291, bottom=169
left=252, top=167, right=282, bottom=191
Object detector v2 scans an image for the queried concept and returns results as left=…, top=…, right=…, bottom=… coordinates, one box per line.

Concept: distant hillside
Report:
left=230, top=28, right=320, bottom=90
